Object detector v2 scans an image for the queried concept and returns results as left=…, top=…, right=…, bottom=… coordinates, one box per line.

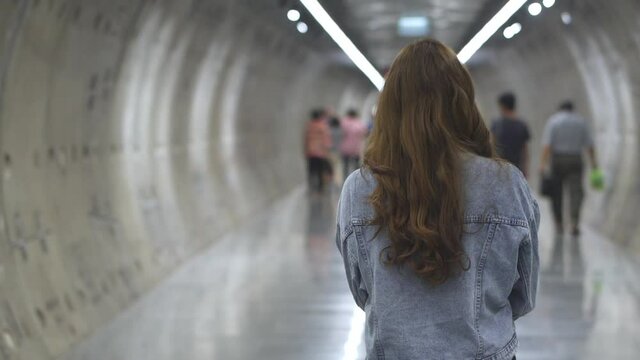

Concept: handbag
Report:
left=540, top=172, right=556, bottom=198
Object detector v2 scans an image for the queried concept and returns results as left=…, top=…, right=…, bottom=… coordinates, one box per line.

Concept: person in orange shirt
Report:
left=305, top=109, right=332, bottom=192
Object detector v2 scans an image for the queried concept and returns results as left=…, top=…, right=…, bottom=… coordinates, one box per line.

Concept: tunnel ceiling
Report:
left=336, top=0, right=502, bottom=67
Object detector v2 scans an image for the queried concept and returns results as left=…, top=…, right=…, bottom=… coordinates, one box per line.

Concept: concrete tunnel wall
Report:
left=470, top=0, right=640, bottom=254
left=0, top=1, right=372, bottom=359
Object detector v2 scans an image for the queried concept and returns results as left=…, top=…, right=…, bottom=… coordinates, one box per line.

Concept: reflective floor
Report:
left=61, top=187, right=640, bottom=360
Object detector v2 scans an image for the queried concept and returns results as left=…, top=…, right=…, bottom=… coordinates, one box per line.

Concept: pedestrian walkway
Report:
left=517, top=204, right=640, bottom=359
left=60, top=188, right=640, bottom=360
left=61, top=188, right=364, bottom=360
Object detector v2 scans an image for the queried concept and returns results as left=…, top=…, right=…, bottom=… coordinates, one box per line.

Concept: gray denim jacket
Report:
left=336, top=154, right=540, bottom=360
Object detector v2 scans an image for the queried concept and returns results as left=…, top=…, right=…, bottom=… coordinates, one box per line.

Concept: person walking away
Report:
left=491, top=92, right=531, bottom=177
left=340, top=109, right=367, bottom=179
left=539, top=101, right=598, bottom=236
left=328, top=115, right=343, bottom=181
left=305, top=109, right=332, bottom=192
left=336, top=38, right=539, bottom=360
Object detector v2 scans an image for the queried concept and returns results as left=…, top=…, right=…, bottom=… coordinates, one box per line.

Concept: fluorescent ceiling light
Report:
left=542, top=0, right=555, bottom=8
left=287, top=9, right=301, bottom=22
left=398, top=16, right=429, bottom=37
left=528, top=3, right=542, bottom=16
left=457, top=0, right=527, bottom=64
left=503, top=22, right=522, bottom=39
left=299, top=0, right=385, bottom=91
left=297, top=21, right=308, bottom=33
left=302, top=0, right=528, bottom=90
left=503, top=28, right=515, bottom=39
left=510, top=22, right=522, bottom=34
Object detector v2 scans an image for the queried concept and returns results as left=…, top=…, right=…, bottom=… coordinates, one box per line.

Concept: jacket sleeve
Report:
left=509, top=180, right=541, bottom=320
left=336, top=225, right=369, bottom=309
left=335, top=178, right=369, bottom=309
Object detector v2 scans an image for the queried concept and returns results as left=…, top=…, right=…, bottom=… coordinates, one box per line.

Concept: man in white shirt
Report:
left=539, top=101, right=599, bottom=236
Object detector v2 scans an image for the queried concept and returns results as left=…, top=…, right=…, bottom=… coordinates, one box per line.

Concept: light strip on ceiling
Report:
left=457, top=0, right=528, bottom=64
left=302, top=0, right=527, bottom=90
left=299, top=0, right=385, bottom=91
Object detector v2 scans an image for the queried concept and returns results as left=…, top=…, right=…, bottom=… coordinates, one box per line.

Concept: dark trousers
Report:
left=551, top=154, right=584, bottom=228
left=342, top=155, right=360, bottom=180
left=308, top=157, right=331, bottom=192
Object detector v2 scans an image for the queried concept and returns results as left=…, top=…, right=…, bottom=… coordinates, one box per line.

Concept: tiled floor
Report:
left=61, top=187, right=640, bottom=360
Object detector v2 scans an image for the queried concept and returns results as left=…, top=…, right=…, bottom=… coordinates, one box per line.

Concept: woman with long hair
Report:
left=336, top=39, right=539, bottom=359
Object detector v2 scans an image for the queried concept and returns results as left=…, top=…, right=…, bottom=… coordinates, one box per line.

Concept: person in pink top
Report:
left=305, top=109, right=333, bottom=192
left=340, top=109, right=368, bottom=179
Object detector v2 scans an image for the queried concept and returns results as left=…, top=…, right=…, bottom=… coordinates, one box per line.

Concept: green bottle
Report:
left=590, top=168, right=604, bottom=190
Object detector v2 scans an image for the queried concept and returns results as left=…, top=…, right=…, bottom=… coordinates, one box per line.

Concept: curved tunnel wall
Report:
left=471, top=0, right=640, bottom=254
left=0, top=1, right=371, bottom=358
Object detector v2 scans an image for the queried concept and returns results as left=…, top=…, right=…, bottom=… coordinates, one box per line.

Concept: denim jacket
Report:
left=336, top=154, right=540, bottom=360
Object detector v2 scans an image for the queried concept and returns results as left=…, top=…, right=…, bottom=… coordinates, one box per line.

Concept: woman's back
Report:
left=337, top=156, right=538, bottom=359
left=336, top=38, right=540, bottom=360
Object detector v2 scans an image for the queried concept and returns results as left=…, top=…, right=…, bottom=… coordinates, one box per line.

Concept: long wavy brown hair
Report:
left=363, top=38, right=496, bottom=284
